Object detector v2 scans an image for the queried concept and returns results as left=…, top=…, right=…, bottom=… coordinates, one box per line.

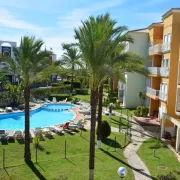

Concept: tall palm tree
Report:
left=97, top=52, right=149, bottom=148
left=0, top=36, right=52, bottom=162
left=75, top=13, right=133, bottom=180
left=61, top=43, right=82, bottom=94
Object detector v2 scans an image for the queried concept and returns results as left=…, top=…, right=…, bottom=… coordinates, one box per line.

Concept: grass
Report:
left=137, top=138, right=180, bottom=179
left=0, top=131, right=134, bottom=180
left=72, top=94, right=90, bottom=103
left=113, top=108, right=136, bottom=116
left=102, top=115, right=130, bottom=129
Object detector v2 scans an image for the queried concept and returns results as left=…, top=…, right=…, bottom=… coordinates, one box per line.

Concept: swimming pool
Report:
left=0, top=104, right=76, bottom=130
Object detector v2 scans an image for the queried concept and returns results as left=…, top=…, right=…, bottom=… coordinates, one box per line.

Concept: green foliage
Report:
left=73, top=81, right=81, bottom=88
left=31, top=86, right=71, bottom=99
left=139, top=92, right=146, bottom=106
left=51, top=83, right=60, bottom=87
left=97, top=120, right=111, bottom=139
left=104, top=84, right=110, bottom=93
left=49, top=94, right=71, bottom=101
left=134, top=106, right=149, bottom=117
left=75, top=88, right=88, bottom=95
left=63, top=81, right=71, bottom=85
left=157, top=172, right=178, bottom=180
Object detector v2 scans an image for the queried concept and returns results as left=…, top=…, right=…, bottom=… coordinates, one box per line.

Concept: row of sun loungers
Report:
left=0, top=119, right=85, bottom=143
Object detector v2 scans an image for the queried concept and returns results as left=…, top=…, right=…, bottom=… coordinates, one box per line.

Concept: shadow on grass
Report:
left=65, top=158, right=76, bottom=166
left=100, top=149, right=158, bottom=180
left=17, top=139, right=24, bottom=144
left=1, top=139, right=8, bottom=145
left=102, top=138, right=121, bottom=149
left=149, top=140, right=168, bottom=149
left=26, top=160, right=47, bottom=180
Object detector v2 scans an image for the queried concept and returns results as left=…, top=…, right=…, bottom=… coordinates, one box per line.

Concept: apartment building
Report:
left=118, top=28, right=150, bottom=108
left=146, top=8, right=180, bottom=153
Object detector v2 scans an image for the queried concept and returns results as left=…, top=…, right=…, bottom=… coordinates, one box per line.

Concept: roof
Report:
left=147, top=22, right=163, bottom=30
left=128, top=27, right=149, bottom=33
left=162, top=8, right=180, bottom=20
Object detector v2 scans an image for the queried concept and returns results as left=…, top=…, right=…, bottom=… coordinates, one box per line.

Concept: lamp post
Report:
left=117, top=167, right=127, bottom=179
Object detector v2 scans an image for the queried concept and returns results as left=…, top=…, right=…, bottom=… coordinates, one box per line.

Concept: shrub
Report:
left=75, top=88, right=88, bottom=95
left=51, top=83, right=60, bottom=87
left=63, top=81, right=71, bottom=85
left=49, top=94, right=72, bottom=101
left=31, top=85, right=71, bottom=99
left=73, top=81, right=81, bottom=88
left=134, top=106, right=149, bottom=117
left=157, top=172, right=177, bottom=180
left=97, top=121, right=111, bottom=139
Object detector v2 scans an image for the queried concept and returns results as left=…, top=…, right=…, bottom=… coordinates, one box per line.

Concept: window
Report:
left=162, top=58, right=169, bottom=68
left=160, top=83, right=168, bottom=101
left=164, top=33, right=171, bottom=44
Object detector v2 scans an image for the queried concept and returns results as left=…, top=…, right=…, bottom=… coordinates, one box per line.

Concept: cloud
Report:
left=0, top=9, right=42, bottom=32
left=58, top=0, right=125, bottom=29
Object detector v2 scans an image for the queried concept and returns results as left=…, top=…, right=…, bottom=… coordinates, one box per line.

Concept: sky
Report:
left=0, top=0, right=179, bottom=58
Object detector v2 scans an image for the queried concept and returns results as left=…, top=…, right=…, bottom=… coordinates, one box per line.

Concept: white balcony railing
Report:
left=149, top=47, right=153, bottom=54
left=159, top=92, right=167, bottom=102
left=160, top=67, right=169, bottom=77
left=148, top=67, right=160, bottom=75
left=154, top=44, right=162, bottom=53
left=162, top=43, right=170, bottom=52
left=118, top=82, right=125, bottom=90
left=147, top=87, right=159, bottom=98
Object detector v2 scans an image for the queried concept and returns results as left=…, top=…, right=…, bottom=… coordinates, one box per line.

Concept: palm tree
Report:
left=61, top=43, right=82, bottom=94
left=0, top=36, right=52, bottom=162
left=75, top=13, right=133, bottom=180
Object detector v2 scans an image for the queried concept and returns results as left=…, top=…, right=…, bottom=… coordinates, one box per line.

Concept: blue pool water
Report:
left=0, top=104, right=76, bottom=130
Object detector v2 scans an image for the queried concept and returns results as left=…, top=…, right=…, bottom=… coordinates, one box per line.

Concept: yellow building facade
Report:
left=146, top=8, right=180, bottom=153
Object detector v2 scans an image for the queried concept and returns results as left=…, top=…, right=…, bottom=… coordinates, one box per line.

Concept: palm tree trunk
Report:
left=97, top=84, right=103, bottom=149
left=24, top=85, right=31, bottom=162
left=110, top=78, right=113, bottom=103
left=89, top=88, right=98, bottom=180
left=71, top=66, right=74, bottom=95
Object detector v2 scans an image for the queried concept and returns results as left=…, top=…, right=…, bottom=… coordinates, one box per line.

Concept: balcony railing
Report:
left=118, top=82, right=125, bottom=90
left=154, top=44, right=162, bottom=53
left=147, top=87, right=159, bottom=98
left=148, top=67, right=160, bottom=75
left=160, top=67, right=169, bottom=77
left=159, top=92, right=167, bottom=102
left=162, top=43, right=170, bottom=52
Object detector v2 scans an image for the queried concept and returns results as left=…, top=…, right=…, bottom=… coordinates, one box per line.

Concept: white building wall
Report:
left=122, top=31, right=149, bottom=108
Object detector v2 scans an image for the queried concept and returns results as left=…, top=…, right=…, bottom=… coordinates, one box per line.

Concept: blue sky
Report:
left=0, top=0, right=179, bottom=57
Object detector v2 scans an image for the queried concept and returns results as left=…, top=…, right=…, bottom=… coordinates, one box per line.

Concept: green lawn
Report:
left=137, top=138, right=180, bottom=179
left=113, top=108, right=136, bottom=116
left=72, top=94, right=90, bottom=103
left=102, top=115, right=130, bottom=129
left=0, top=131, right=134, bottom=180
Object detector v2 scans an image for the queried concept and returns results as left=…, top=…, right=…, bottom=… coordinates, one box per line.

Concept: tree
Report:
left=0, top=36, right=53, bottom=162
left=75, top=13, right=132, bottom=180
left=61, top=43, right=82, bottom=94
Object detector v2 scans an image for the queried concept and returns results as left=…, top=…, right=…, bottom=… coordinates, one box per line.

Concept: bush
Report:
left=49, top=94, right=72, bottom=101
left=157, top=172, right=177, bottom=180
left=31, top=85, right=71, bottom=99
left=73, top=81, right=81, bottom=88
left=51, top=83, right=60, bottom=87
left=63, top=81, right=71, bottom=85
left=75, top=88, right=88, bottom=95
left=134, top=106, right=149, bottom=117
left=97, top=121, right=111, bottom=139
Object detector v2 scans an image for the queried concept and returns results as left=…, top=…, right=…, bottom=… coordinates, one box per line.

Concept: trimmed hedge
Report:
left=75, top=88, right=88, bottom=95
left=51, top=83, right=60, bottom=87
left=63, top=81, right=81, bottom=88
left=49, top=94, right=72, bottom=101
left=31, top=85, right=71, bottom=99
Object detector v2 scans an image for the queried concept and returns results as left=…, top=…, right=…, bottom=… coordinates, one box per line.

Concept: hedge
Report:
left=75, top=88, right=88, bottom=95
left=51, top=83, right=60, bottom=87
left=63, top=81, right=81, bottom=88
left=49, top=94, right=72, bottom=101
left=31, top=85, right=71, bottom=99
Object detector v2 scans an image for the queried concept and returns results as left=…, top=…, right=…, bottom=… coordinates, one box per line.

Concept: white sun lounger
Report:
left=14, top=130, right=23, bottom=139
left=50, top=126, right=64, bottom=134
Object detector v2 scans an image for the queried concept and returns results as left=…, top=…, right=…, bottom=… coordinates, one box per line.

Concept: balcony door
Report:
left=162, top=58, right=169, bottom=68
left=164, top=33, right=171, bottom=45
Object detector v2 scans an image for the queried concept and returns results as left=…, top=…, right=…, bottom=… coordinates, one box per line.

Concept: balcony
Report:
left=153, top=44, right=162, bottom=54
left=148, top=44, right=162, bottom=55
left=162, top=43, right=170, bottom=52
left=160, top=67, right=169, bottom=77
left=118, top=82, right=125, bottom=90
left=148, top=67, right=160, bottom=76
left=159, top=92, right=167, bottom=102
left=146, top=87, right=159, bottom=100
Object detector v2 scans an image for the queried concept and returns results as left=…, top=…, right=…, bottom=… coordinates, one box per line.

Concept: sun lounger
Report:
left=0, top=108, right=5, bottom=113
left=34, top=127, right=43, bottom=137
left=52, top=97, right=57, bottom=103
left=50, top=126, right=64, bottom=135
left=14, top=130, right=23, bottom=140
left=70, top=119, right=84, bottom=129
left=104, top=110, right=115, bottom=116
left=32, top=98, right=44, bottom=104
left=0, top=130, right=8, bottom=140
left=5, top=107, right=13, bottom=112
left=42, top=127, right=52, bottom=137
left=63, top=98, right=67, bottom=103
left=78, top=109, right=91, bottom=115
left=7, top=131, right=15, bottom=141
left=84, top=115, right=91, bottom=120
left=62, top=122, right=76, bottom=134
left=23, top=130, right=35, bottom=139
left=45, top=98, right=52, bottom=103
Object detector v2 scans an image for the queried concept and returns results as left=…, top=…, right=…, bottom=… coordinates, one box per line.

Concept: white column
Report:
left=161, top=116, right=165, bottom=138
left=176, top=127, right=180, bottom=153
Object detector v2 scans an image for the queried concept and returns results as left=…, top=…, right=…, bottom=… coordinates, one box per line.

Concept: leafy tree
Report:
left=0, top=36, right=53, bottom=162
